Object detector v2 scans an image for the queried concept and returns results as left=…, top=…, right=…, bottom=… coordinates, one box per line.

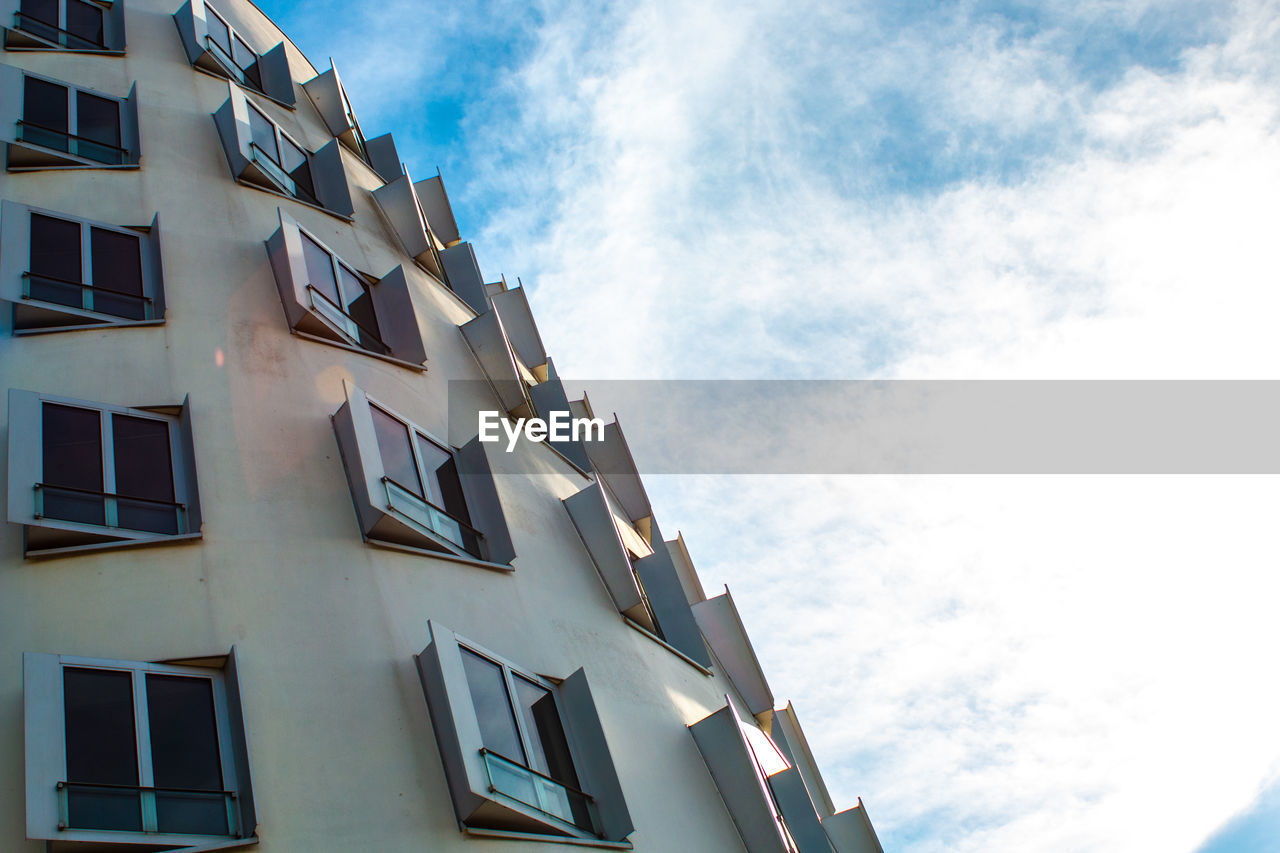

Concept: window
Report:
left=6, top=389, right=203, bottom=556
left=416, top=622, right=633, bottom=842
left=301, top=61, right=402, bottom=182
left=213, top=83, right=353, bottom=217
left=0, top=199, right=166, bottom=331
left=265, top=208, right=432, bottom=367
left=3, top=0, right=125, bottom=53
left=23, top=650, right=257, bottom=846
left=2, top=65, right=141, bottom=169
left=173, top=0, right=294, bottom=105
left=564, top=479, right=711, bottom=667
left=689, top=702, right=833, bottom=853
left=331, top=382, right=516, bottom=566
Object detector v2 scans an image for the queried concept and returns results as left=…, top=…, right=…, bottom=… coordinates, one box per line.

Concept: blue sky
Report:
left=257, top=1, right=1280, bottom=850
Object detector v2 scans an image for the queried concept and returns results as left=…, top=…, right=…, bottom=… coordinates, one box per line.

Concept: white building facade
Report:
left=0, top=1, right=885, bottom=850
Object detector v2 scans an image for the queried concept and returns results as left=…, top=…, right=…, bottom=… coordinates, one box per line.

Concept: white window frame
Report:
left=17, top=69, right=132, bottom=167
left=0, top=199, right=166, bottom=331
left=23, top=651, right=258, bottom=847
left=34, top=395, right=191, bottom=536
left=293, top=219, right=384, bottom=352
left=4, top=0, right=124, bottom=53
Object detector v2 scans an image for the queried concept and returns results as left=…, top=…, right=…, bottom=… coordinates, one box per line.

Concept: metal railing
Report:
left=23, top=271, right=152, bottom=320
left=35, top=483, right=187, bottom=536
left=382, top=476, right=482, bottom=557
left=56, top=781, right=238, bottom=836
left=480, top=749, right=597, bottom=833
left=247, top=140, right=296, bottom=195
left=17, top=119, right=127, bottom=165
left=12, top=11, right=106, bottom=49
left=305, top=284, right=388, bottom=355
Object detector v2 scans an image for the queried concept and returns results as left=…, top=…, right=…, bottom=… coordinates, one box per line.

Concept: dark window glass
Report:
left=300, top=233, right=339, bottom=306
left=17, top=0, right=58, bottom=42
left=112, top=414, right=177, bottom=535
left=22, top=76, right=69, bottom=153
left=371, top=406, right=423, bottom=497
left=460, top=649, right=525, bottom=765
left=146, top=675, right=228, bottom=835
left=514, top=676, right=586, bottom=788
left=42, top=403, right=104, bottom=526
left=231, top=34, right=255, bottom=71
left=19, top=0, right=57, bottom=25
left=247, top=104, right=278, bottom=164
left=90, top=227, right=145, bottom=320
left=64, top=667, right=142, bottom=831
left=29, top=214, right=82, bottom=310
left=414, top=435, right=452, bottom=508
left=66, top=0, right=105, bottom=47
left=280, top=136, right=316, bottom=204
left=75, top=90, right=121, bottom=164
left=339, top=266, right=379, bottom=348
left=206, top=9, right=231, bottom=57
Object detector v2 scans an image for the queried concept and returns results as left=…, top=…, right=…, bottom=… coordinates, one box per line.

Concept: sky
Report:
left=257, top=1, right=1280, bottom=850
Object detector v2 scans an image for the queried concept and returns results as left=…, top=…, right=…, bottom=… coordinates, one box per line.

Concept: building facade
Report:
left=0, top=1, right=885, bottom=850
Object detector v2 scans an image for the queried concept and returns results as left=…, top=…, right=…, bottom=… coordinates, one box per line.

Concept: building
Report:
left=0, top=0, right=885, bottom=850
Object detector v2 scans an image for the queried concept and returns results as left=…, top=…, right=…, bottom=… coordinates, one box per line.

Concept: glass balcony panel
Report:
left=65, top=785, right=143, bottom=831
left=115, top=496, right=181, bottom=535
left=249, top=143, right=297, bottom=195
left=155, top=791, right=231, bottom=836
left=38, top=484, right=106, bottom=527
left=481, top=751, right=593, bottom=831
left=25, top=273, right=84, bottom=310
left=384, top=479, right=466, bottom=550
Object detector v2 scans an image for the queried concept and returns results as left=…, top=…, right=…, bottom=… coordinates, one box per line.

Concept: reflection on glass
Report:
left=371, top=405, right=423, bottom=497
left=42, top=403, right=105, bottom=526
left=112, top=414, right=177, bottom=534
left=64, top=668, right=142, bottom=831
left=146, top=675, right=227, bottom=835
left=460, top=649, right=525, bottom=764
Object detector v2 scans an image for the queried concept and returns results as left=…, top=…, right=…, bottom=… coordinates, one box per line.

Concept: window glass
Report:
left=42, top=403, right=104, bottom=526
left=280, top=136, right=317, bottom=203
left=206, top=8, right=231, bottom=57
left=414, top=435, right=451, bottom=507
left=23, top=77, right=69, bottom=153
left=460, top=648, right=526, bottom=764
left=66, top=0, right=105, bottom=46
left=29, top=213, right=81, bottom=283
left=231, top=34, right=256, bottom=72
left=63, top=667, right=142, bottom=831
left=75, top=90, right=122, bottom=164
left=370, top=405, right=423, bottom=497
left=90, top=227, right=145, bottom=320
left=339, top=266, right=380, bottom=347
left=513, top=675, right=589, bottom=828
left=247, top=104, right=278, bottom=164
left=300, top=233, right=340, bottom=306
left=146, top=674, right=227, bottom=835
left=19, top=0, right=57, bottom=25
left=112, top=414, right=177, bottom=535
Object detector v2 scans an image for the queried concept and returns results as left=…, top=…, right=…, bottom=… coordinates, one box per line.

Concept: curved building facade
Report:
left=0, top=1, right=885, bottom=850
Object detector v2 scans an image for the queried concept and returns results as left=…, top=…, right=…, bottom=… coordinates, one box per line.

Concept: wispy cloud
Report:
left=259, top=0, right=1280, bottom=849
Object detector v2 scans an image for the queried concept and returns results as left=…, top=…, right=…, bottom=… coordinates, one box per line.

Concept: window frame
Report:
left=415, top=621, right=634, bottom=843
left=6, top=388, right=204, bottom=557
left=213, top=82, right=353, bottom=219
left=23, top=650, right=258, bottom=846
left=331, top=381, right=516, bottom=567
left=0, top=198, right=167, bottom=332
left=173, top=0, right=294, bottom=107
left=3, top=0, right=126, bottom=54
left=3, top=65, right=140, bottom=170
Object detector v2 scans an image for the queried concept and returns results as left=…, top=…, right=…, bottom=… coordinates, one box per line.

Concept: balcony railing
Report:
left=202, top=34, right=262, bottom=91
left=382, top=476, right=482, bottom=558
left=35, top=483, right=187, bottom=536
left=12, top=11, right=105, bottom=50
left=305, top=284, right=389, bottom=355
left=23, top=271, right=152, bottom=321
left=480, top=749, right=596, bottom=833
left=247, top=140, right=296, bottom=196
left=17, top=120, right=127, bottom=165
left=56, top=781, right=238, bottom=837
